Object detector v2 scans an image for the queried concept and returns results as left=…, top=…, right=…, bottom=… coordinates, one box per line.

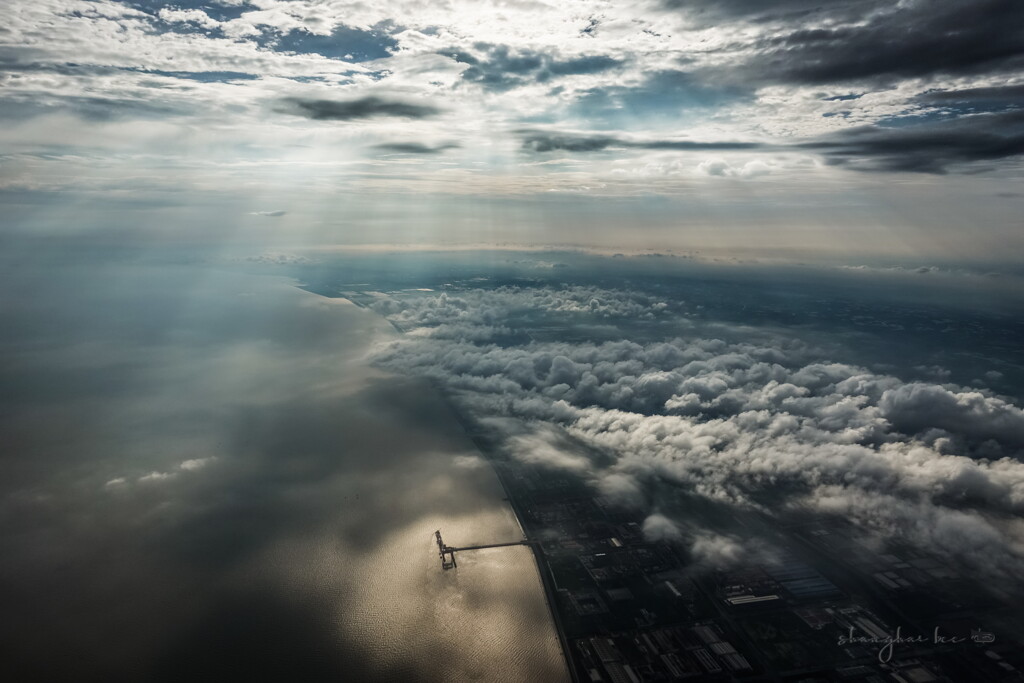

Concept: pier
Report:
left=434, top=530, right=533, bottom=570
left=435, top=530, right=457, bottom=570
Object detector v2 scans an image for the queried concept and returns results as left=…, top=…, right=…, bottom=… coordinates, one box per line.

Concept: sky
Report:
left=2, top=0, right=1023, bottom=262
left=3, top=5, right=1024, bottom=677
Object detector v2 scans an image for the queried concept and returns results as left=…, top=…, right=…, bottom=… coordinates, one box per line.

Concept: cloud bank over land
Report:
left=369, top=283, right=1024, bottom=585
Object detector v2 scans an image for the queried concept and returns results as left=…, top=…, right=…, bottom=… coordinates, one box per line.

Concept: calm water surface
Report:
left=0, top=262, right=567, bottom=682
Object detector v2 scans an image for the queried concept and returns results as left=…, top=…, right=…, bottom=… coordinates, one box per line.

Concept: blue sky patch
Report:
left=262, top=24, right=399, bottom=62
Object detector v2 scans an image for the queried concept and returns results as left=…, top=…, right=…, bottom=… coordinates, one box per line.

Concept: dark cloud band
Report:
left=371, top=142, right=460, bottom=154
left=517, top=130, right=764, bottom=153
left=279, top=96, right=441, bottom=121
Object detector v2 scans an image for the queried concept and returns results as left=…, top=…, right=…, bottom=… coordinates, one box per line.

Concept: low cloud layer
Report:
left=370, top=285, right=1024, bottom=585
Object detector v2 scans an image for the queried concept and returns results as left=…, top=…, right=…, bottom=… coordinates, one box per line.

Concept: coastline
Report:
left=489, top=454, right=582, bottom=683
left=335, top=291, right=577, bottom=682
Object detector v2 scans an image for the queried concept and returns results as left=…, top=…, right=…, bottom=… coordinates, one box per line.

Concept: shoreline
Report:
left=439, top=395, right=580, bottom=683
left=423, top=371, right=581, bottom=683
left=335, top=291, right=578, bottom=682
left=488, top=452, right=582, bottom=683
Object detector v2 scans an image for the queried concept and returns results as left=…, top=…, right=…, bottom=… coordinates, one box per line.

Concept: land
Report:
left=457, top=416, right=1024, bottom=683
left=297, top=255, right=1024, bottom=683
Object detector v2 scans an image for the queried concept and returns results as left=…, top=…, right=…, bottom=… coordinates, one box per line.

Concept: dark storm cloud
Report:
left=918, top=84, right=1024, bottom=103
left=660, top=0, right=888, bottom=24
left=443, top=44, right=621, bottom=92
left=278, top=96, right=441, bottom=120
left=372, top=142, right=460, bottom=154
left=801, top=110, right=1024, bottom=173
left=737, top=0, right=1024, bottom=85
left=916, top=83, right=1024, bottom=113
left=517, top=129, right=763, bottom=153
